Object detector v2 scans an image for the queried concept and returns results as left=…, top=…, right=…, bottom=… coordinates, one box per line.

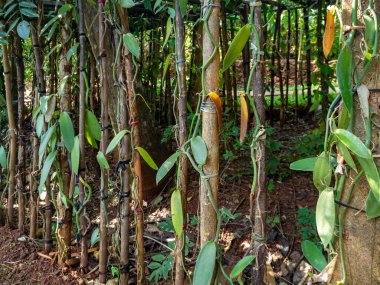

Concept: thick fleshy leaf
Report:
left=123, top=33, right=140, bottom=57
left=240, top=93, right=248, bottom=142
left=171, top=189, right=183, bottom=238
left=179, top=0, right=187, bottom=16
left=59, top=112, right=75, bottom=152
left=366, top=190, right=380, bottom=219
left=336, top=46, right=353, bottom=111
left=364, top=13, right=376, bottom=52
left=71, top=136, right=80, bottom=175
left=301, top=240, right=328, bottom=272
left=39, top=125, right=56, bottom=168
left=39, top=150, right=57, bottom=194
left=334, top=129, right=371, bottom=159
left=222, top=24, right=251, bottom=72
left=45, top=95, right=56, bottom=123
left=316, top=188, right=335, bottom=247
left=0, top=145, right=7, bottom=169
left=156, top=151, right=181, bottom=184
left=290, top=157, right=317, bottom=172
left=119, top=0, right=136, bottom=8
left=208, top=92, right=222, bottom=129
left=96, top=151, right=109, bottom=170
left=106, top=130, right=128, bottom=155
left=193, top=241, right=217, bottom=285
left=16, top=20, right=30, bottom=40
left=85, top=110, right=101, bottom=141
left=136, top=147, right=158, bottom=170
left=191, top=136, right=207, bottom=166
left=90, top=227, right=100, bottom=247
left=336, top=141, right=357, bottom=172
left=313, top=152, right=332, bottom=191
left=230, top=255, right=255, bottom=280
left=36, top=114, right=44, bottom=137
left=323, top=10, right=335, bottom=58
left=357, top=157, right=380, bottom=201
left=163, top=17, right=172, bottom=48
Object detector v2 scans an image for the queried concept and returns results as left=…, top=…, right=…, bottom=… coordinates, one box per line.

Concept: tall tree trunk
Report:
left=230, top=18, right=238, bottom=115
left=78, top=0, right=88, bottom=270
left=332, top=1, right=380, bottom=284
left=13, top=35, right=26, bottom=234
left=98, top=1, right=110, bottom=282
left=285, top=11, right=291, bottom=108
left=242, top=4, right=251, bottom=91
left=270, top=10, right=280, bottom=125
left=276, top=10, right=285, bottom=126
left=174, top=1, right=188, bottom=284
left=317, top=0, right=329, bottom=116
left=2, top=40, right=16, bottom=229
left=294, top=9, right=299, bottom=118
left=304, top=5, right=312, bottom=109
left=250, top=3, right=266, bottom=285
left=221, top=1, right=232, bottom=111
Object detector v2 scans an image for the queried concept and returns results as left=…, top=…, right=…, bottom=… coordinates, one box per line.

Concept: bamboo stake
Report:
left=200, top=0, right=220, bottom=251
left=78, top=0, right=88, bottom=270
left=98, top=0, right=110, bottom=282
left=13, top=35, right=26, bottom=234
left=250, top=3, right=267, bottom=284
left=174, top=1, right=188, bottom=284
left=2, top=40, right=16, bottom=229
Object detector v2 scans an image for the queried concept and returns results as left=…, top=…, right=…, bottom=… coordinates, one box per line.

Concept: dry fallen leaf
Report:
left=240, top=93, right=248, bottom=142
left=323, top=10, right=335, bottom=58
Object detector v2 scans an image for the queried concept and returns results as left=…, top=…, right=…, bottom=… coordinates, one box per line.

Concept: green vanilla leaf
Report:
left=156, top=151, right=181, bottom=184
left=163, top=17, right=172, bottom=48
left=85, top=110, right=101, bottom=141
left=171, top=189, right=183, bottom=239
left=71, top=136, right=80, bottom=175
left=230, top=255, right=255, bottom=280
left=123, top=33, right=140, bottom=57
left=334, top=129, right=372, bottom=159
left=336, top=46, right=353, bottom=111
left=313, top=152, right=332, bottom=191
left=336, top=140, right=357, bottom=172
left=136, top=147, right=158, bottom=170
left=357, top=156, right=380, bottom=201
left=36, top=114, right=44, bottom=137
left=106, top=130, right=128, bottom=155
left=191, top=136, right=207, bottom=166
left=39, top=125, right=56, bottom=168
left=193, top=241, right=217, bottom=285
left=0, top=145, right=7, bottom=169
left=16, top=20, right=30, bottom=40
left=290, top=157, right=317, bottom=172
left=59, top=112, right=75, bottom=152
left=90, top=227, right=100, bottom=247
left=39, top=150, right=57, bottom=194
left=96, top=151, right=109, bottom=170
left=119, top=0, right=136, bottom=9
left=179, top=0, right=188, bottom=16
left=366, top=190, right=380, bottom=219
left=316, top=188, right=335, bottom=247
left=301, top=240, right=328, bottom=272
left=222, top=24, right=251, bottom=72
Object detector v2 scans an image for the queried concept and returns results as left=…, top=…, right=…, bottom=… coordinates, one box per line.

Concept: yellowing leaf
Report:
left=323, top=10, right=335, bottom=59
left=240, top=93, right=248, bottom=142
left=208, top=92, right=222, bottom=129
